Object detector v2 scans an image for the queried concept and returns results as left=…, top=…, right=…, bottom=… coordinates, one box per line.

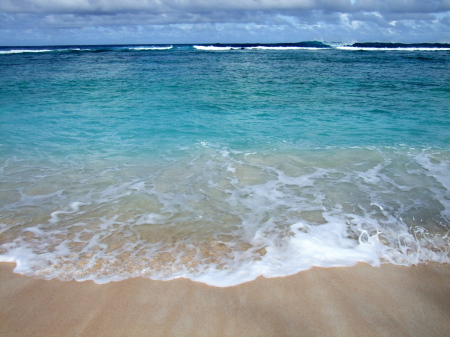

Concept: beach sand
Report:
left=0, top=262, right=449, bottom=337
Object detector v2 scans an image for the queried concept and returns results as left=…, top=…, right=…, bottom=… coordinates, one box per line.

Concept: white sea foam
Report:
left=193, top=45, right=326, bottom=51
left=0, top=48, right=96, bottom=54
left=194, top=45, right=234, bottom=51
left=0, top=147, right=448, bottom=286
left=0, top=49, right=53, bottom=54
left=246, top=46, right=326, bottom=50
left=127, top=46, right=173, bottom=51
left=414, top=151, right=450, bottom=219
left=0, top=46, right=173, bottom=55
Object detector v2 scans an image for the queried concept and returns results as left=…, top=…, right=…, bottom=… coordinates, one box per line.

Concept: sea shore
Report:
left=1, top=262, right=449, bottom=337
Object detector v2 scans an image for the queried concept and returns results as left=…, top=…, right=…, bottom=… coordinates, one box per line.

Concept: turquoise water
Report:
left=0, top=43, right=449, bottom=286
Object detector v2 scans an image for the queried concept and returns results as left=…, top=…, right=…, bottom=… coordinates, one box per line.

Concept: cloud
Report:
left=0, top=1, right=344, bottom=14
left=0, top=0, right=449, bottom=45
left=354, top=0, right=450, bottom=14
left=1, top=0, right=449, bottom=15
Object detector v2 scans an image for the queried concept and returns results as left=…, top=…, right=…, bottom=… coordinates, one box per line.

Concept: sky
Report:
left=0, top=0, right=449, bottom=46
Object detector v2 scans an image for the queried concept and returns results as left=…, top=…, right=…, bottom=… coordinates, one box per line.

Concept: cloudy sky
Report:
left=1, top=0, right=449, bottom=46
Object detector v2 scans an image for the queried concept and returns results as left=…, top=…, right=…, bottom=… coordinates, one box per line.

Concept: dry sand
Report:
left=0, top=262, right=449, bottom=337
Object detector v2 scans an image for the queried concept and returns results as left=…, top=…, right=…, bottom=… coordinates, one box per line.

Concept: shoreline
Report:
left=1, top=262, right=449, bottom=336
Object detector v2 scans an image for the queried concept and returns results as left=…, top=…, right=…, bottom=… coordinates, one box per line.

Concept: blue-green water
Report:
left=0, top=43, right=449, bottom=286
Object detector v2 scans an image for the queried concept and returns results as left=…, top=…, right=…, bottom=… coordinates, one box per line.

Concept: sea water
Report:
left=0, top=42, right=449, bottom=286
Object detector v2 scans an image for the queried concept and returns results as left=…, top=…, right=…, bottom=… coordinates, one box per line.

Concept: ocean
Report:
left=0, top=42, right=449, bottom=286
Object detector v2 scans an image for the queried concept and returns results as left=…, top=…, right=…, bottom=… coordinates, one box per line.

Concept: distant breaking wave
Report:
left=337, top=42, right=450, bottom=51
left=347, top=42, right=450, bottom=49
left=0, top=45, right=174, bottom=55
left=1, top=42, right=450, bottom=55
left=0, top=49, right=54, bottom=54
left=194, top=41, right=332, bottom=51
left=124, top=46, right=173, bottom=51
left=195, top=41, right=450, bottom=51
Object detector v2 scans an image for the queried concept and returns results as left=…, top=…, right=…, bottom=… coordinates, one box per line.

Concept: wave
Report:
left=340, top=42, right=450, bottom=51
left=1, top=42, right=449, bottom=56
left=126, top=46, right=173, bottom=51
left=0, top=49, right=54, bottom=54
left=0, top=45, right=174, bottom=55
left=194, top=41, right=332, bottom=51
left=339, top=47, right=450, bottom=51
left=0, top=47, right=101, bottom=54
left=0, top=146, right=449, bottom=287
left=193, top=41, right=450, bottom=52
left=194, top=45, right=234, bottom=51
left=194, top=46, right=327, bottom=51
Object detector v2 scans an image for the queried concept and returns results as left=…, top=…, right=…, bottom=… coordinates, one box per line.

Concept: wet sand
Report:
left=0, top=262, right=449, bottom=337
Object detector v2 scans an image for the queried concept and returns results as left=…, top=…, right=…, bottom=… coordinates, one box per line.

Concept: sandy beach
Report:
left=0, top=262, right=449, bottom=336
